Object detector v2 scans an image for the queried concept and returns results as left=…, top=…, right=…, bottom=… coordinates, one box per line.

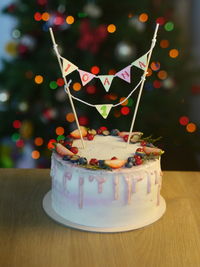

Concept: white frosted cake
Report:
left=44, top=127, right=166, bottom=232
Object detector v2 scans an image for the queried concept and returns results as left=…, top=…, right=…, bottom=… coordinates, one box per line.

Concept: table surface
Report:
left=0, top=169, right=200, bottom=267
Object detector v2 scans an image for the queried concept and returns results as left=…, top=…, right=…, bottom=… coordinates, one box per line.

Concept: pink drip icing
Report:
left=125, top=177, right=132, bottom=204
left=132, top=179, right=136, bottom=193
left=157, top=184, right=161, bottom=205
left=147, top=173, right=151, bottom=194
left=88, top=175, right=95, bottom=182
left=114, top=176, right=119, bottom=200
left=96, top=177, right=106, bottom=193
left=63, top=171, right=72, bottom=195
left=79, top=177, right=84, bottom=209
left=154, top=170, right=159, bottom=185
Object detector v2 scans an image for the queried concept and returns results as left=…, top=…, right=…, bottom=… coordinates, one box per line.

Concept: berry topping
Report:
left=135, top=158, right=143, bottom=165
left=123, top=135, right=129, bottom=142
left=87, top=133, right=94, bottom=141
left=140, top=140, right=147, bottom=146
left=102, top=130, right=110, bottom=136
left=104, top=159, right=126, bottom=169
left=70, top=126, right=87, bottom=139
left=134, top=154, right=142, bottom=160
left=88, top=129, right=97, bottom=135
left=125, top=161, right=134, bottom=168
left=70, top=155, right=80, bottom=163
left=89, top=158, right=99, bottom=165
left=100, top=126, right=108, bottom=131
left=143, top=146, right=164, bottom=156
left=127, top=157, right=135, bottom=163
left=110, top=129, right=120, bottom=136
left=79, top=157, right=88, bottom=165
left=118, top=131, right=143, bottom=138
left=54, top=143, right=74, bottom=156
left=63, top=155, right=71, bottom=161
left=98, top=160, right=105, bottom=167
left=70, top=147, right=79, bottom=154
left=111, top=156, right=118, bottom=160
left=97, top=128, right=102, bottom=134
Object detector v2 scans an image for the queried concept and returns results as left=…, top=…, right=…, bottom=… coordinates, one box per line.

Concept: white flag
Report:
left=131, top=54, right=148, bottom=71
left=95, top=104, right=113, bottom=119
left=98, top=75, right=114, bottom=92
left=78, top=69, right=96, bottom=86
left=62, top=58, right=78, bottom=76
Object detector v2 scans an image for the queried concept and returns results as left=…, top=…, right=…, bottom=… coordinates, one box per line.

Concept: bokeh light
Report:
left=32, top=150, right=40, bottom=159
left=109, top=93, right=118, bottom=100
left=169, top=49, right=179, bottom=58
left=139, top=13, right=148, bottom=23
left=56, top=78, right=64, bottom=86
left=49, top=81, right=58, bottom=89
left=179, top=116, right=189, bottom=126
left=113, top=109, right=121, bottom=118
left=13, top=120, right=22, bottom=129
left=164, top=21, right=174, bottom=31
left=78, top=116, right=89, bottom=126
left=57, top=135, right=65, bottom=142
left=121, top=106, right=130, bottom=115
left=160, top=39, right=169, bottom=48
left=34, top=137, right=44, bottom=146
left=108, top=69, right=116, bottom=75
left=146, top=68, right=152, bottom=77
left=11, top=133, right=20, bottom=142
left=73, top=82, right=82, bottom=91
left=186, top=123, right=197, bottom=133
left=151, top=61, right=160, bottom=71
left=66, top=112, right=75, bottom=122
left=34, top=12, right=42, bottom=21
left=91, top=66, right=100, bottom=75
left=86, top=85, right=96, bottom=94
left=107, top=24, right=116, bottom=33
left=156, top=17, right=165, bottom=25
left=66, top=15, right=75, bottom=24
left=120, top=97, right=128, bottom=106
left=56, top=126, right=64, bottom=135
left=153, top=80, right=162, bottom=89
left=42, top=12, right=50, bottom=21
left=157, top=70, right=168, bottom=80
left=35, top=75, right=43, bottom=84
left=16, top=139, right=24, bottom=148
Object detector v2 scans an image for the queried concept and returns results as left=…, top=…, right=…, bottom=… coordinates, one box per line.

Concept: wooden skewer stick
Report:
left=49, top=27, right=85, bottom=148
left=126, top=23, right=160, bottom=147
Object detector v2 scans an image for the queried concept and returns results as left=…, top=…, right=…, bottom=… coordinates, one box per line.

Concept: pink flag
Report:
left=98, top=75, right=114, bottom=92
left=78, top=70, right=96, bottom=86
left=115, top=65, right=131, bottom=83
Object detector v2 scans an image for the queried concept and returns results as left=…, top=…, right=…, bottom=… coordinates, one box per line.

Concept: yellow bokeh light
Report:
left=73, top=82, right=82, bottom=91
left=160, top=39, right=169, bottom=48
left=120, top=97, right=128, bottom=106
left=146, top=68, right=152, bottom=77
left=66, top=16, right=75, bottom=25
left=42, top=12, right=50, bottom=21
left=139, top=13, right=148, bottom=23
left=32, top=150, right=40, bottom=159
left=35, top=75, right=43, bottom=84
left=66, top=113, right=75, bottom=122
left=169, top=49, right=179, bottom=58
left=157, top=70, right=168, bottom=80
left=56, top=126, right=64, bottom=135
left=186, top=123, right=196, bottom=133
left=107, top=24, right=116, bottom=33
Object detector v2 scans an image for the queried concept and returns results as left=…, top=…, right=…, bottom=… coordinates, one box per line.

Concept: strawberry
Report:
left=70, top=126, right=87, bottom=139
left=87, top=133, right=94, bottom=140
left=143, top=146, right=164, bottom=156
left=123, top=135, right=129, bottom=142
left=89, top=158, right=99, bottom=165
left=54, top=143, right=74, bottom=156
left=105, top=159, right=126, bottom=169
left=111, top=156, right=118, bottom=160
left=70, top=147, right=79, bottom=154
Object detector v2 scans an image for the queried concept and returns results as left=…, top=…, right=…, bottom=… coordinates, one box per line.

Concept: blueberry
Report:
left=65, top=144, right=71, bottom=149
left=65, top=136, right=73, bottom=142
left=63, top=155, right=71, bottom=161
left=128, top=157, right=135, bottom=163
left=110, top=129, right=120, bottom=136
left=79, top=157, right=88, bottom=165
left=125, top=162, right=134, bottom=168
left=70, top=155, right=80, bottom=163
left=98, top=160, right=105, bottom=167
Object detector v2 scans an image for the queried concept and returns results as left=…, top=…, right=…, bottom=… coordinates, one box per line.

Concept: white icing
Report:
left=73, top=135, right=140, bottom=160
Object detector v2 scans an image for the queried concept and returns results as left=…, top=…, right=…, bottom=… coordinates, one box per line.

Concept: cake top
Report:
left=51, top=126, right=164, bottom=171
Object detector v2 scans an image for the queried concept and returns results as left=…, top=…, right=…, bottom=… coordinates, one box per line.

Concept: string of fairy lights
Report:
left=6, top=9, right=197, bottom=161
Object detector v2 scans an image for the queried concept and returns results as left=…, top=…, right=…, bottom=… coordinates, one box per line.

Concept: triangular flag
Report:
left=78, top=69, right=96, bottom=86
left=95, top=104, right=113, bottom=119
left=115, top=65, right=131, bottom=83
left=62, top=58, right=78, bottom=76
left=98, top=75, right=114, bottom=92
left=131, top=54, right=148, bottom=71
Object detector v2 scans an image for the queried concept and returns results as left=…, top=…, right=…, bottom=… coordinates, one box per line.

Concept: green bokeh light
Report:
left=11, top=133, right=20, bottom=142
left=49, top=81, right=58, bottom=89
left=164, top=22, right=174, bottom=31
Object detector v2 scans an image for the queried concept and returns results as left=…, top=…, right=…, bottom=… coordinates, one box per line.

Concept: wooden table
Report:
left=0, top=169, right=200, bottom=267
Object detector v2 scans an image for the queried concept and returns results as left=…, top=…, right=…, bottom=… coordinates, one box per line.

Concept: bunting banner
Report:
left=78, top=69, right=96, bottom=86
left=62, top=58, right=78, bottom=77
left=115, top=65, right=131, bottom=83
left=98, top=75, right=114, bottom=92
left=95, top=104, right=113, bottom=119
left=131, top=54, right=147, bottom=71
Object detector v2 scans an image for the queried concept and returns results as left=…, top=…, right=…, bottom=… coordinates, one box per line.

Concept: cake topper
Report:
left=49, top=23, right=159, bottom=147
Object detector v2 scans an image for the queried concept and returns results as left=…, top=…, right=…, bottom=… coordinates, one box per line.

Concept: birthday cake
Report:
left=46, top=126, right=166, bottom=232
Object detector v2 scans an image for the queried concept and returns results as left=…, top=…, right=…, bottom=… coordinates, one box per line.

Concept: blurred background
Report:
left=0, top=0, right=199, bottom=170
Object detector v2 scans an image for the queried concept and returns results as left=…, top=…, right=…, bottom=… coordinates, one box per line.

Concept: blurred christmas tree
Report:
left=0, top=0, right=199, bottom=169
